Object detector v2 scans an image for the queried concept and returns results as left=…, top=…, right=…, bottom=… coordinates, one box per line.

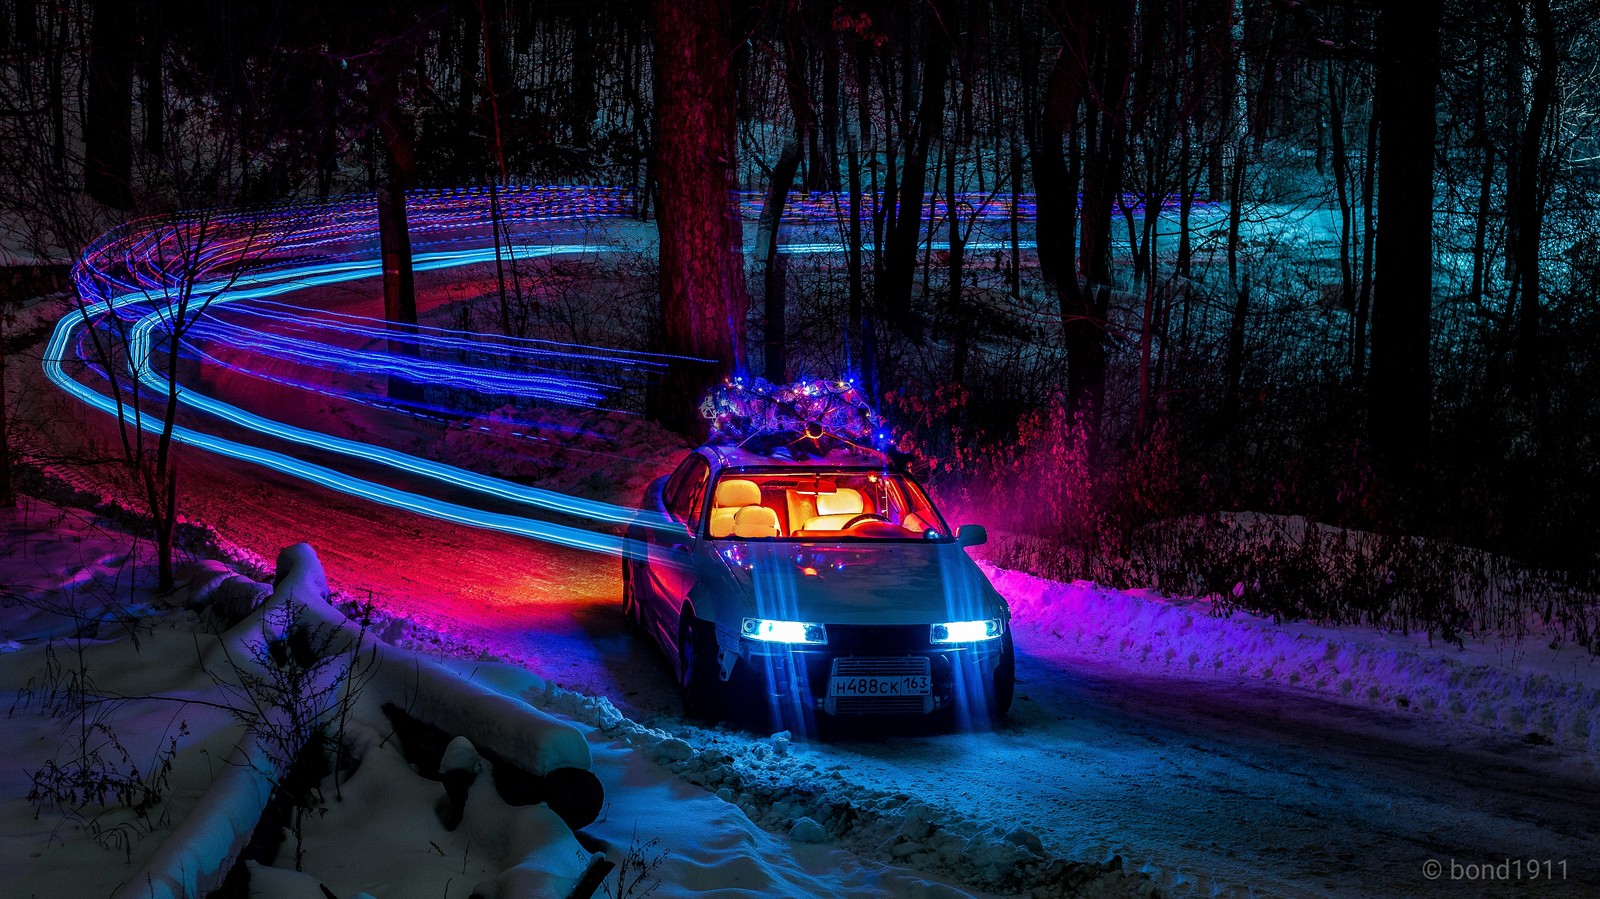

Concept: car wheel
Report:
left=989, top=632, right=1015, bottom=723
left=679, top=617, right=725, bottom=721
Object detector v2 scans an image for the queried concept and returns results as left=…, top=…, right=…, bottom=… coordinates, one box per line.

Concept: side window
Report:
left=665, top=457, right=709, bottom=531
left=683, top=473, right=710, bottom=534
left=661, top=460, right=690, bottom=513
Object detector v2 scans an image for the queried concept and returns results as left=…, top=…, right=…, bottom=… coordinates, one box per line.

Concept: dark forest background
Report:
left=2, top=0, right=1598, bottom=633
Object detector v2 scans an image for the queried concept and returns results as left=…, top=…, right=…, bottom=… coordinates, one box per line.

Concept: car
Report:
left=622, top=439, right=1014, bottom=730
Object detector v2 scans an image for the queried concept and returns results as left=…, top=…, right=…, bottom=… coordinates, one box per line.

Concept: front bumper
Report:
left=733, top=623, right=1008, bottom=718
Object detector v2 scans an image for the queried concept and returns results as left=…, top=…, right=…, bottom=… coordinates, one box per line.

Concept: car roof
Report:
left=698, top=441, right=891, bottom=472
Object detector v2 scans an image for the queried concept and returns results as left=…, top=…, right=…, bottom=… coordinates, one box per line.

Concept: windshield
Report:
left=704, top=469, right=949, bottom=541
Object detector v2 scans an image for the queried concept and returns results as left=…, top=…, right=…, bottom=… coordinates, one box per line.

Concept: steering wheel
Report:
left=841, top=513, right=891, bottom=529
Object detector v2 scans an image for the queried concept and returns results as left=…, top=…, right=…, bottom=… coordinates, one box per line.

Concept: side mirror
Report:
left=955, top=524, right=987, bottom=547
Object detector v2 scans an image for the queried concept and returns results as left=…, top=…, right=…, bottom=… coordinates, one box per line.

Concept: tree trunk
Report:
left=372, top=69, right=422, bottom=403
left=377, top=182, right=421, bottom=403
left=1512, top=0, right=1556, bottom=399
left=760, top=141, right=802, bottom=382
left=1068, top=0, right=1133, bottom=455
left=571, top=4, right=597, bottom=146
left=139, top=0, right=164, bottom=159
left=875, top=5, right=948, bottom=335
left=648, top=0, right=749, bottom=437
left=458, top=4, right=479, bottom=120
left=947, top=131, right=968, bottom=383
left=1369, top=0, right=1441, bottom=494
left=1223, top=271, right=1249, bottom=427
left=48, top=7, right=67, bottom=179
left=1010, top=131, right=1022, bottom=301
left=1355, top=99, right=1377, bottom=383
left=1328, top=62, right=1354, bottom=321
left=0, top=302, right=12, bottom=508
left=1033, top=36, right=1083, bottom=302
left=85, top=0, right=135, bottom=208
left=845, top=114, right=877, bottom=402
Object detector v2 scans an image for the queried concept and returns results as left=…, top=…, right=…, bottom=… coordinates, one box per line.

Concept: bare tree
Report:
left=69, top=111, right=292, bottom=590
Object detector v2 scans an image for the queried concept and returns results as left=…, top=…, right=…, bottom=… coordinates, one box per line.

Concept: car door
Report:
left=644, top=454, right=708, bottom=649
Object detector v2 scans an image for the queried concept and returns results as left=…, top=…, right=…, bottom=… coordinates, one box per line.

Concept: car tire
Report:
left=679, top=616, right=725, bottom=721
left=989, top=632, right=1016, bottom=723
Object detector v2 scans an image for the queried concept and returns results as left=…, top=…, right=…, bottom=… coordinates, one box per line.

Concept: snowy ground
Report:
left=0, top=497, right=254, bottom=897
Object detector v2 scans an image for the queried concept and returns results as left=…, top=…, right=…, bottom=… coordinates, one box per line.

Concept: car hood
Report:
left=710, top=541, right=1007, bottom=627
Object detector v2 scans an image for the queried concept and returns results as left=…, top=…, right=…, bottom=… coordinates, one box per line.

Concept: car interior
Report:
left=705, top=472, right=942, bottom=539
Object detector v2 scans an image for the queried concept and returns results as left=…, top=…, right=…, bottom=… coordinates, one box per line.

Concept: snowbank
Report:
left=114, top=544, right=344, bottom=899
left=985, top=563, right=1600, bottom=758
left=244, top=716, right=604, bottom=899
left=117, top=543, right=601, bottom=899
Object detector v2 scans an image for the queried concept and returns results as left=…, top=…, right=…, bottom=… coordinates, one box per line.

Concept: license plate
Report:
left=828, top=674, right=931, bottom=697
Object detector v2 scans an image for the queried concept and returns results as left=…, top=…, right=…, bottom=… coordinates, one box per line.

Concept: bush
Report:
left=958, top=401, right=1600, bottom=654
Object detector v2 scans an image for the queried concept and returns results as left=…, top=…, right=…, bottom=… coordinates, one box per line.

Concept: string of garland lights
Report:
left=45, top=185, right=1077, bottom=553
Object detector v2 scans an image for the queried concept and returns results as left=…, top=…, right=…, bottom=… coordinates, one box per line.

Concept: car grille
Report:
left=833, top=656, right=930, bottom=676
left=832, top=695, right=931, bottom=715
left=824, top=656, right=934, bottom=716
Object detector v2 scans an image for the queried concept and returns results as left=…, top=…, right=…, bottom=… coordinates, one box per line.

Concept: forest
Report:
left=2, top=0, right=1598, bottom=636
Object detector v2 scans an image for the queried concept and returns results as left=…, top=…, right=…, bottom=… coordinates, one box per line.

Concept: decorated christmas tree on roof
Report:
left=699, top=376, right=891, bottom=452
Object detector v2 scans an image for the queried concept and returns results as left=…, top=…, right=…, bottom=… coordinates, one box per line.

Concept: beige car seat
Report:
left=732, top=505, right=781, bottom=538
left=803, top=487, right=866, bottom=531
left=709, top=479, right=764, bottom=537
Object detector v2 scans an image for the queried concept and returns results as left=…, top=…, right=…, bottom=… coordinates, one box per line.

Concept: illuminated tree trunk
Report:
left=372, top=68, right=422, bottom=403
left=1369, top=0, right=1440, bottom=492
left=648, top=0, right=749, bottom=436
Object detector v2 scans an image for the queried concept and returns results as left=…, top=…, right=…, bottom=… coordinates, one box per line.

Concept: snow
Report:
left=984, top=561, right=1600, bottom=760
left=246, top=718, right=598, bottom=899
left=375, top=647, right=593, bottom=777
left=1, top=498, right=255, bottom=898
left=1, top=496, right=1030, bottom=898
left=525, top=679, right=1151, bottom=898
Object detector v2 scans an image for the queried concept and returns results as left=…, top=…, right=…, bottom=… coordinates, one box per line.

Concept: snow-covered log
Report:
left=372, top=655, right=592, bottom=775
left=108, top=731, right=276, bottom=899
left=115, top=542, right=602, bottom=899
left=113, top=544, right=339, bottom=899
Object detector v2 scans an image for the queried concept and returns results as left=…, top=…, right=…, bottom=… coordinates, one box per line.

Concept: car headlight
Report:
left=930, top=619, right=1003, bottom=643
left=741, top=618, right=828, bottom=645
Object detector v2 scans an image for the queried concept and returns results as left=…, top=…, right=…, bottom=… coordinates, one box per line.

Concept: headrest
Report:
left=815, top=487, right=863, bottom=517
left=732, top=505, right=780, bottom=538
left=714, top=478, right=762, bottom=508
